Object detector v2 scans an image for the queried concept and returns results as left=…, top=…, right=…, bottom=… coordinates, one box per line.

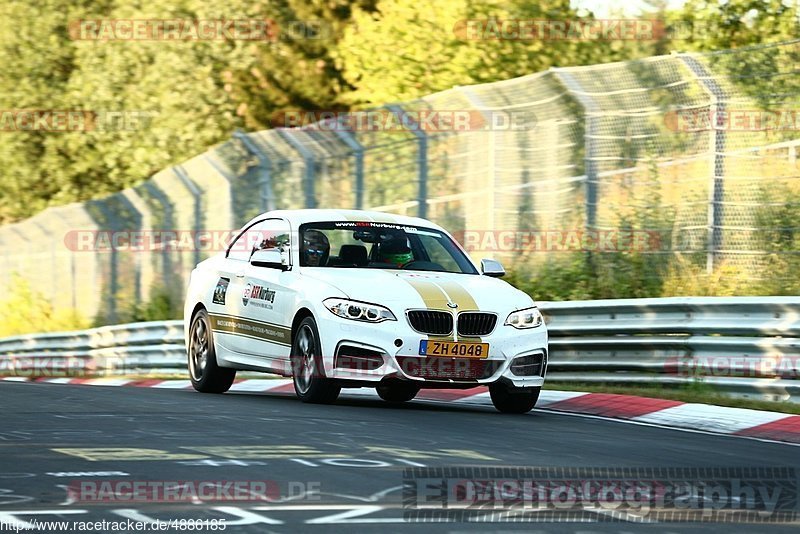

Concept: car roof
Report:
left=242, top=209, right=446, bottom=231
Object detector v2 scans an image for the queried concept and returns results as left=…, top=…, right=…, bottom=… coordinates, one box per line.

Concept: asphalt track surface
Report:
left=1, top=381, right=798, bottom=533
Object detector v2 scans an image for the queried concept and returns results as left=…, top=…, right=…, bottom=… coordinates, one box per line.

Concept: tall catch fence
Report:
left=1, top=40, right=800, bottom=323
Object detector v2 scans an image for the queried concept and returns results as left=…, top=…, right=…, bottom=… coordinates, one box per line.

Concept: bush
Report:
left=124, top=284, right=182, bottom=323
left=0, top=275, right=88, bottom=337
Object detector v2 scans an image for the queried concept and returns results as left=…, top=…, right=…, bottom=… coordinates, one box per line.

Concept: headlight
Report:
left=505, top=307, right=543, bottom=329
left=323, top=298, right=396, bottom=323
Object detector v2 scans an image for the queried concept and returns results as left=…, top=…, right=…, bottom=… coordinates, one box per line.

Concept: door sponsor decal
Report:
left=209, top=313, right=290, bottom=346
left=212, top=277, right=230, bottom=305
left=243, top=283, right=276, bottom=309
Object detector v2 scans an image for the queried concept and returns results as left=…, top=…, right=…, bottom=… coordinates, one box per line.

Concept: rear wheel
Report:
left=376, top=381, right=420, bottom=403
left=291, top=317, right=340, bottom=404
left=188, top=308, right=236, bottom=393
left=489, top=383, right=540, bottom=414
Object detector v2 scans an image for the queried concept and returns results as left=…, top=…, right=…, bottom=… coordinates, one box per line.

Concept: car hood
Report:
left=300, top=268, right=534, bottom=312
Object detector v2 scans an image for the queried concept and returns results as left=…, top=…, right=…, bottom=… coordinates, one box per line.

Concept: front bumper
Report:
left=317, top=311, right=548, bottom=388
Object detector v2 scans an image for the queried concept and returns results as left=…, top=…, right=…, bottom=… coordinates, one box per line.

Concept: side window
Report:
left=228, top=219, right=291, bottom=262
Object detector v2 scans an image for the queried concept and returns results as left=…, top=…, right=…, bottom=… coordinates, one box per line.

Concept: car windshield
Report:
left=299, top=221, right=478, bottom=274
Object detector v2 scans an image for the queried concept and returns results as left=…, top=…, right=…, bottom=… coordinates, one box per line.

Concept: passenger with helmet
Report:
left=378, top=236, right=414, bottom=268
left=303, top=229, right=330, bottom=267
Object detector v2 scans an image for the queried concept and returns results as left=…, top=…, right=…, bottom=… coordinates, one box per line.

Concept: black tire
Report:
left=376, top=381, right=420, bottom=403
left=291, top=317, right=340, bottom=404
left=489, top=383, right=540, bottom=414
left=188, top=308, right=236, bottom=393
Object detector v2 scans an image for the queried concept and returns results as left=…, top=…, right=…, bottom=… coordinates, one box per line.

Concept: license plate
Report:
left=419, top=340, right=489, bottom=358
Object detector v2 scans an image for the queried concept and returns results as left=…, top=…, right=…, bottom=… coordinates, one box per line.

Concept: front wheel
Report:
left=489, top=383, right=540, bottom=414
left=188, top=309, right=236, bottom=393
left=291, top=317, right=340, bottom=404
left=376, top=381, right=420, bottom=403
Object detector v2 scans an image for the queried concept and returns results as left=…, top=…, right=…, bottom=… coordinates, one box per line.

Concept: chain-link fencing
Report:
left=2, top=40, right=799, bottom=324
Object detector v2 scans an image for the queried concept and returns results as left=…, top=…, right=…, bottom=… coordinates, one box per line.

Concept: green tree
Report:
left=662, top=0, right=800, bottom=52
left=333, top=0, right=636, bottom=106
left=0, top=0, right=370, bottom=222
left=227, top=0, right=377, bottom=130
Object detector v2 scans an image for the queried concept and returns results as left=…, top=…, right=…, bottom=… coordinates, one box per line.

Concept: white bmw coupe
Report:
left=184, top=209, right=548, bottom=413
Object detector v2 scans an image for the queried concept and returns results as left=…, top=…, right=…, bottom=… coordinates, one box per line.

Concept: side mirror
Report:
left=480, top=258, right=505, bottom=278
left=251, top=248, right=288, bottom=270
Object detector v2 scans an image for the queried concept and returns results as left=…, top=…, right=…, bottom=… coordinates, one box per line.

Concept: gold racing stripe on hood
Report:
left=433, top=278, right=484, bottom=342
left=403, top=277, right=455, bottom=342
left=404, top=276, right=486, bottom=343
left=404, top=278, right=450, bottom=309
left=434, top=279, right=479, bottom=311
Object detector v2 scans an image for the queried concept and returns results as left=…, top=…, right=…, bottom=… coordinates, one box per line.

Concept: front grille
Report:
left=510, top=353, right=546, bottom=377
left=396, top=356, right=500, bottom=380
left=457, top=312, right=497, bottom=336
left=407, top=310, right=453, bottom=335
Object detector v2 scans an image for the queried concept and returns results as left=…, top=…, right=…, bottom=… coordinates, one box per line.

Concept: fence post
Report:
left=458, top=87, right=496, bottom=232
left=332, top=118, right=364, bottom=210
left=387, top=105, right=428, bottom=218
left=173, top=166, right=203, bottom=269
left=552, top=69, right=598, bottom=235
left=87, top=200, right=121, bottom=323
left=277, top=129, right=317, bottom=208
left=143, top=181, right=178, bottom=302
left=121, top=189, right=155, bottom=306
left=49, top=210, right=77, bottom=311
left=232, top=130, right=275, bottom=212
left=680, top=54, right=725, bottom=274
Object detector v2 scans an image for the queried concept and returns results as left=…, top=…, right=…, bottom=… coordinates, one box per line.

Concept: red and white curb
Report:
left=5, top=376, right=800, bottom=445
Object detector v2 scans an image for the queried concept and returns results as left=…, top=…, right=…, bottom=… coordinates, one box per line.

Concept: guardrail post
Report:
left=232, top=130, right=275, bottom=212
left=680, top=55, right=725, bottom=274
left=277, top=129, right=317, bottom=208
left=552, top=69, right=598, bottom=234
left=387, top=105, right=428, bottom=219
left=332, top=118, right=365, bottom=210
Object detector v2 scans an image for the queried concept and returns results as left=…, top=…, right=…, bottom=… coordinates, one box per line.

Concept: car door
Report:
left=206, top=229, right=254, bottom=354
left=226, top=219, right=294, bottom=363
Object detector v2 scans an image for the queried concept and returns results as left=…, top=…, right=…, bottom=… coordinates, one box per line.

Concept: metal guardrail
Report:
left=0, top=297, right=798, bottom=401
left=542, top=297, right=800, bottom=402
left=0, top=321, right=185, bottom=376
